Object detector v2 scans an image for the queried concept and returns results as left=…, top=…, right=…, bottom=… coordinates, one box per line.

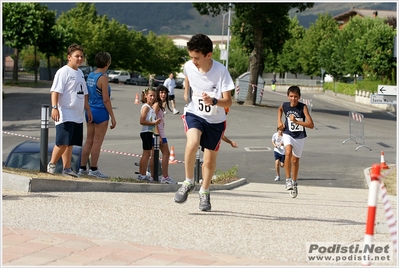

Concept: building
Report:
left=333, top=8, right=396, bottom=29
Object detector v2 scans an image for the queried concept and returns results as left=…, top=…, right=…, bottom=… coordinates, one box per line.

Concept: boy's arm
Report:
left=277, top=105, right=285, bottom=130
left=184, top=77, right=190, bottom=103
left=50, top=91, right=60, bottom=122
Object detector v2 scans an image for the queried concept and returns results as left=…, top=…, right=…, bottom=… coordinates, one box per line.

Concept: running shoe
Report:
left=198, top=191, right=211, bottom=211
left=78, top=168, right=88, bottom=176
left=160, top=176, right=177, bottom=184
left=62, top=168, right=78, bottom=178
left=137, top=174, right=153, bottom=182
left=274, top=176, right=280, bottom=181
left=47, top=162, right=56, bottom=174
left=174, top=181, right=195, bottom=203
left=173, top=109, right=180, bottom=115
left=88, top=169, right=108, bottom=179
left=285, top=179, right=293, bottom=191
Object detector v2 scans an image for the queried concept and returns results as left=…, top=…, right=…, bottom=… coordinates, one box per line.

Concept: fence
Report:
left=342, top=111, right=371, bottom=151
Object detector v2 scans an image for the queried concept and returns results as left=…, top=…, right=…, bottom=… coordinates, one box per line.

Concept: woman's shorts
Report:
left=140, top=132, right=153, bottom=150
left=168, top=95, right=175, bottom=101
left=86, top=107, right=109, bottom=124
left=182, top=112, right=225, bottom=151
left=55, top=122, right=83, bottom=146
left=283, top=134, right=305, bottom=158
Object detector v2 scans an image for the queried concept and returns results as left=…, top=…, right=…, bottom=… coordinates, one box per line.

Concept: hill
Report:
left=44, top=2, right=396, bottom=35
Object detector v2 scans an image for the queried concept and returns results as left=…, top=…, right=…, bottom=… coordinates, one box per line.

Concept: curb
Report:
left=2, top=172, right=247, bottom=193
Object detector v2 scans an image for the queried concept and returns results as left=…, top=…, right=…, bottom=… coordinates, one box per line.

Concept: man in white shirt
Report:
left=163, top=73, right=180, bottom=114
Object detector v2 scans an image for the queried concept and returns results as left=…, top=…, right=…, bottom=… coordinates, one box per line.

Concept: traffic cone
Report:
left=134, top=93, right=139, bottom=104
left=169, top=146, right=177, bottom=164
left=380, top=151, right=390, bottom=169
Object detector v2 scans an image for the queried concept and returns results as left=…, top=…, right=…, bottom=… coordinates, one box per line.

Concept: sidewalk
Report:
left=2, top=182, right=397, bottom=266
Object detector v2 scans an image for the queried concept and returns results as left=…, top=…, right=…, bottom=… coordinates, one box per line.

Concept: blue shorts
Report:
left=55, top=122, right=83, bottom=146
left=274, top=151, right=285, bottom=163
left=153, top=137, right=168, bottom=145
left=86, top=107, right=109, bottom=124
left=140, top=132, right=153, bottom=150
left=182, top=112, right=225, bottom=151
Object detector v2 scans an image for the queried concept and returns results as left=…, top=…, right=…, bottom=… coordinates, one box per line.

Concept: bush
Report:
left=324, top=79, right=394, bottom=95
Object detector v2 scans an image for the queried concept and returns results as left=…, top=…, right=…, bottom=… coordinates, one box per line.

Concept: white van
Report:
left=108, top=70, right=131, bottom=83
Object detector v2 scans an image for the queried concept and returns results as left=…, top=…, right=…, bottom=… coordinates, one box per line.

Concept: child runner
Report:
left=174, top=33, right=235, bottom=211
left=138, top=88, right=161, bottom=181
left=271, top=127, right=285, bottom=181
left=153, top=85, right=177, bottom=184
left=277, top=86, right=314, bottom=191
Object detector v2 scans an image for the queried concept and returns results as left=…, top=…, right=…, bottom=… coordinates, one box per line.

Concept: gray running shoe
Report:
left=47, top=162, right=56, bottom=174
left=88, top=169, right=108, bottom=179
left=62, top=168, right=78, bottom=177
left=285, top=179, right=293, bottom=191
left=174, top=181, right=195, bottom=203
left=78, top=168, right=88, bottom=176
left=199, top=191, right=211, bottom=211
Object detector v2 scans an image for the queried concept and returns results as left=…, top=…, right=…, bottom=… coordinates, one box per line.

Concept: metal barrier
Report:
left=301, top=98, right=313, bottom=115
left=342, top=111, right=371, bottom=151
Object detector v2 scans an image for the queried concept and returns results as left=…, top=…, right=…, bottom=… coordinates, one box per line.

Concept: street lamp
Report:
left=225, top=3, right=233, bottom=71
left=221, top=8, right=234, bottom=65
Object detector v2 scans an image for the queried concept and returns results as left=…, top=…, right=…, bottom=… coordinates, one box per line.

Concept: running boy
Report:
left=47, top=44, right=92, bottom=177
left=174, top=33, right=235, bottom=211
left=271, top=127, right=285, bottom=181
left=277, top=86, right=314, bottom=190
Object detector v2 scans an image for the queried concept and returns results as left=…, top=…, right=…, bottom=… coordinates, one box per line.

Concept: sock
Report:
left=185, top=178, right=194, bottom=184
left=199, top=187, right=209, bottom=193
left=90, top=166, right=98, bottom=171
left=80, top=166, right=86, bottom=170
left=286, top=178, right=291, bottom=182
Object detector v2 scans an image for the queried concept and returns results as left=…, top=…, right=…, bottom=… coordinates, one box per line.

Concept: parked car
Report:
left=79, top=66, right=94, bottom=80
left=175, top=77, right=184, bottom=89
left=3, top=140, right=84, bottom=174
left=108, top=70, right=131, bottom=83
left=152, top=75, right=167, bottom=87
left=125, top=73, right=149, bottom=86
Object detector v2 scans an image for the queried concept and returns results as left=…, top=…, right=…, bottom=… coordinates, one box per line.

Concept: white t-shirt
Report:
left=163, top=78, right=176, bottom=96
left=272, top=132, right=285, bottom=155
left=183, top=59, right=234, bottom=124
left=50, top=65, right=88, bottom=125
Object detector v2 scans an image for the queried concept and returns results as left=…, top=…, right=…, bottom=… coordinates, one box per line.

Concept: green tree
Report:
left=3, top=2, right=44, bottom=81
left=277, top=16, right=306, bottom=78
left=37, top=4, right=73, bottom=80
left=299, top=13, right=338, bottom=78
left=193, top=3, right=313, bottom=105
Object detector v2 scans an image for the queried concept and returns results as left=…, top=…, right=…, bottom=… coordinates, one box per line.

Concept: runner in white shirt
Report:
left=174, top=34, right=235, bottom=211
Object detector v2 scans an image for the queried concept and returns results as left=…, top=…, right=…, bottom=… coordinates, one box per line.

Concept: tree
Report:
left=37, top=5, right=73, bottom=80
left=299, top=13, right=338, bottom=78
left=277, top=16, right=306, bottom=78
left=193, top=3, right=313, bottom=105
left=3, top=2, right=44, bottom=81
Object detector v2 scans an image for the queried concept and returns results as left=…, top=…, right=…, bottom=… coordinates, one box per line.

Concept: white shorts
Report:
left=283, top=134, right=306, bottom=158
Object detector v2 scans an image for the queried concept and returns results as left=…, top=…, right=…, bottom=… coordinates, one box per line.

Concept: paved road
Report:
left=2, top=83, right=396, bottom=189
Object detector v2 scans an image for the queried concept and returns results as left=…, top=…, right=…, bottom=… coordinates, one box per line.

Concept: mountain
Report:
left=44, top=2, right=396, bottom=35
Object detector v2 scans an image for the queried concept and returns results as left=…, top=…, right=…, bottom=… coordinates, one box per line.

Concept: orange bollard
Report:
left=169, top=146, right=177, bottom=164
left=134, top=93, right=140, bottom=104
left=380, top=151, right=390, bottom=169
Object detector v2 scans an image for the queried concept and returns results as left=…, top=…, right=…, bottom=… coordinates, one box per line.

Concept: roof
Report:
left=333, top=8, right=397, bottom=21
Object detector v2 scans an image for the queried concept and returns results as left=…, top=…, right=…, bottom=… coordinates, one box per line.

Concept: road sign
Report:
left=370, top=94, right=397, bottom=104
left=377, top=85, right=397, bottom=95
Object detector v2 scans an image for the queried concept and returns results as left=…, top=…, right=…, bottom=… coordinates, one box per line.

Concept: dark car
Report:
left=125, top=73, right=149, bottom=86
left=152, top=75, right=167, bottom=87
left=175, top=77, right=184, bottom=89
left=79, top=66, right=95, bottom=80
left=3, top=140, right=84, bottom=174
